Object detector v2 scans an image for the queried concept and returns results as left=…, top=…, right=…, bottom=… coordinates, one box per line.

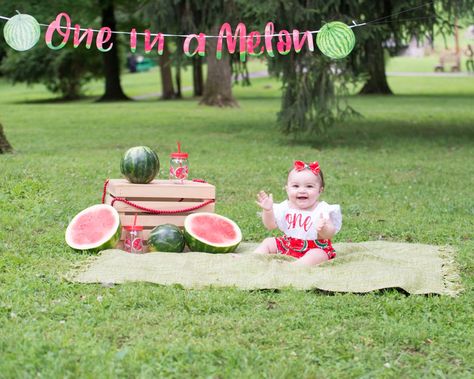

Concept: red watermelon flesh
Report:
left=188, top=215, right=237, bottom=244
left=65, top=204, right=121, bottom=252
left=70, top=208, right=117, bottom=245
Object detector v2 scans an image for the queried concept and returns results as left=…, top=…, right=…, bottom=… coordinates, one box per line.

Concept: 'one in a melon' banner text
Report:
left=2, top=12, right=361, bottom=60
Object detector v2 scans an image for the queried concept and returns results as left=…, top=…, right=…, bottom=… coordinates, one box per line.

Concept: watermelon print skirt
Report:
left=275, top=236, right=336, bottom=260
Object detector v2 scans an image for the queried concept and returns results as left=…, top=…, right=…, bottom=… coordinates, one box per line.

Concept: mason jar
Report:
left=124, top=225, right=144, bottom=254
left=169, top=152, right=189, bottom=183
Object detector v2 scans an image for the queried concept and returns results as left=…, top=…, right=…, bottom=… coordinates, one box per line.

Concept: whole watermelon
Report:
left=148, top=224, right=185, bottom=252
left=120, top=146, right=160, bottom=184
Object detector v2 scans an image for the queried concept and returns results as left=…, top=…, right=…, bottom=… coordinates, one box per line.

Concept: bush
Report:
left=0, top=45, right=103, bottom=99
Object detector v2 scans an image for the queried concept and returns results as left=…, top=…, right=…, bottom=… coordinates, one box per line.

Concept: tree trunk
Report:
left=160, top=44, right=175, bottom=100
left=97, top=0, right=130, bottom=102
left=175, top=66, right=182, bottom=99
left=192, top=56, right=204, bottom=97
left=200, top=26, right=238, bottom=107
left=359, top=33, right=393, bottom=95
left=0, top=123, right=13, bottom=153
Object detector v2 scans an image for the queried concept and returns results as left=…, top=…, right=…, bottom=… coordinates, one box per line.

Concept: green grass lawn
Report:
left=0, top=71, right=473, bottom=378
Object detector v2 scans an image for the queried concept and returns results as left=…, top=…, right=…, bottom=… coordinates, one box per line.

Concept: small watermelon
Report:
left=148, top=224, right=185, bottom=253
left=184, top=213, right=242, bottom=253
left=65, top=204, right=121, bottom=253
left=120, top=146, right=160, bottom=184
left=316, top=21, right=355, bottom=59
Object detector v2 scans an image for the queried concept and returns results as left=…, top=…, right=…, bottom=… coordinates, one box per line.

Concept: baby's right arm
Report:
left=256, top=191, right=278, bottom=230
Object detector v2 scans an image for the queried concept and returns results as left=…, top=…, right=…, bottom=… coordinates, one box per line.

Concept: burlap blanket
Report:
left=68, top=241, right=462, bottom=295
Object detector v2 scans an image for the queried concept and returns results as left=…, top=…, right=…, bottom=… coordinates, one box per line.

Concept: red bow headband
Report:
left=293, top=160, right=320, bottom=175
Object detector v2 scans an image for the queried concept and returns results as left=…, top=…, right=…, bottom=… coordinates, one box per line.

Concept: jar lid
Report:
left=124, top=225, right=144, bottom=231
left=171, top=142, right=188, bottom=159
left=170, top=152, right=189, bottom=159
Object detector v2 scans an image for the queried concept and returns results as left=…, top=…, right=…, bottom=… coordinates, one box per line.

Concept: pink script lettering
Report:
left=285, top=213, right=313, bottom=232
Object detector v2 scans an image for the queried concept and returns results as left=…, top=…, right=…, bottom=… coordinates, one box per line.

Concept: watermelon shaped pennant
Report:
left=3, top=12, right=41, bottom=51
left=316, top=21, right=355, bottom=59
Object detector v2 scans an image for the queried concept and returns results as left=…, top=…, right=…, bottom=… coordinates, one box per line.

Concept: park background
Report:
left=1, top=1, right=473, bottom=377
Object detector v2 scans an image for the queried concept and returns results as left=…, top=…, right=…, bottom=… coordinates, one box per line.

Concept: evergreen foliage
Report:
left=241, top=0, right=360, bottom=136
left=241, top=0, right=474, bottom=136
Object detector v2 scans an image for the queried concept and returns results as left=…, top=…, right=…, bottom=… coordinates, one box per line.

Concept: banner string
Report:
left=0, top=14, right=365, bottom=38
left=0, top=0, right=436, bottom=38
left=368, top=15, right=438, bottom=26
left=363, top=0, right=435, bottom=26
left=0, top=1, right=437, bottom=39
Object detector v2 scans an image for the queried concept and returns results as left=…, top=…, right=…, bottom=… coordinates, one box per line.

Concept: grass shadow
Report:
left=311, top=287, right=414, bottom=297
left=278, top=102, right=474, bottom=149
left=10, top=95, right=100, bottom=105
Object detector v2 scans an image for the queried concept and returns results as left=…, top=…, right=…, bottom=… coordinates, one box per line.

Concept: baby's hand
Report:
left=317, top=212, right=331, bottom=232
left=317, top=212, right=335, bottom=239
left=316, top=214, right=327, bottom=233
left=256, top=191, right=273, bottom=211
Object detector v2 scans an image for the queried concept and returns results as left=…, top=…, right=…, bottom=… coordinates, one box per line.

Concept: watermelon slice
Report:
left=65, top=204, right=121, bottom=253
left=184, top=213, right=242, bottom=253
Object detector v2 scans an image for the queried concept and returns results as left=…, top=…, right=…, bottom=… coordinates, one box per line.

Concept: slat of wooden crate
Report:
left=104, top=194, right=215, bottom=213
left=120, top=214, right=188, bottom=227
left=107, top=179, right=215, bottom=199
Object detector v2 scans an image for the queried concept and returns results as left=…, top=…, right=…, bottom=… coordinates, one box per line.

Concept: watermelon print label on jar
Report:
left=170, top=142, right=189, bottom=184
left=124, top=225, right=144, bottom=254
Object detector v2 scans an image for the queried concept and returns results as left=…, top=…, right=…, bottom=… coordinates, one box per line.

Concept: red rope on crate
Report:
left=101, top=179, right=214, bottom=215
left=102, top=179, right=110, bottom=204
left=111, top=197, right=215, bottom=215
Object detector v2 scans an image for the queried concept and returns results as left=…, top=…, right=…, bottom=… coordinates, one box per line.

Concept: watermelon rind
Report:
left=120, top=146, right=160, bottom=184
left=148, top=224, right=185, bottom=253
left=65, top=204, right=121, bottom=253
left=184, top=213, right=242, bottom=254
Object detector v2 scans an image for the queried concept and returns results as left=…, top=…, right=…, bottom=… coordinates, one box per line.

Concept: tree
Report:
left=160, top=44, right=176, bottom=99
left=0, top=0, right=136, bottom=100
left=198, top=0, right=240, bottom=107
left=192, top=56, right=204, bottom=96
left=242, top=0, right=357, bottom=135
left=0, top=1, right=104, bottom=99
left=356, top=1, right=395, bottom=95
left=359, top=27, right=393, bottom=94
left=141, top=1, right=179, bottom=99
left=356, top=0, right=474, bottom=94
left=0, top=123, right=13, bottom=154
left=97, top=0, right=130, bottom=101
left=1, top=45, right=103, bottom=99
left=199, top=25, right=238, bottom=107
left=0, top=0, right=134, bottom=100
left=180, top=0, right=204, bottom=97
left=241, top=0, right=474, bottom=136
left=141, top=0, right=240, bottom=104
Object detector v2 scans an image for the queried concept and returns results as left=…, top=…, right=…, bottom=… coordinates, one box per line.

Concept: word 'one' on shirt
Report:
left=273, top=200, right=342, bottom=240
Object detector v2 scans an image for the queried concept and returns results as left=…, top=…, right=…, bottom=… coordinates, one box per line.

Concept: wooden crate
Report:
left=104, top=179, right=215, bottom=241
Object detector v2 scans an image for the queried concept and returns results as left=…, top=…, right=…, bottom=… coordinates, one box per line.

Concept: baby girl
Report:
left=255, top=161, right=342, bottom=266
